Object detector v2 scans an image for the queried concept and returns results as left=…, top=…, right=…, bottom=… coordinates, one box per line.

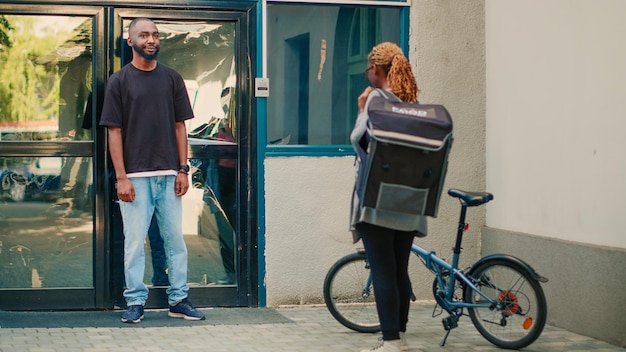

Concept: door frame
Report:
left=108, top=4, right=258, bottom=309
left=0, top=0, right=257, bottom=310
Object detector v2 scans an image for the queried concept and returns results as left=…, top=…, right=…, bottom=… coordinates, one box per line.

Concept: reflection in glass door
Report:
left=0, top=156, right=93, bottom=288
left=0, top=14, right=95, bottom=294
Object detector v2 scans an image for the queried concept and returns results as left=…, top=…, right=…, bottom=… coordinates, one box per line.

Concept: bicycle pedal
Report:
left=442, top=315, right=458, bottom=331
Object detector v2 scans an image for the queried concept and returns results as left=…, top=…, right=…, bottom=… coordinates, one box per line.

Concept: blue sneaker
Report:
left=121, top=305, right=144, bottom=323
left=168, top=298, right=205, bottom=321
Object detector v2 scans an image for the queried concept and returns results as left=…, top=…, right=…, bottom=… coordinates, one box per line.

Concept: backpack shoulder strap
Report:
left=374, top=88, right=402, bottom=102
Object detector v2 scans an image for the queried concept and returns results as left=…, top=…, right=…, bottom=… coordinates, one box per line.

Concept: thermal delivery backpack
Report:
left=355, top=89, right=453, bottom=231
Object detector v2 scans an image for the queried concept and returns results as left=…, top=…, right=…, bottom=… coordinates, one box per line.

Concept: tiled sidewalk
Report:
left=0, top=304, right=622, bottom=351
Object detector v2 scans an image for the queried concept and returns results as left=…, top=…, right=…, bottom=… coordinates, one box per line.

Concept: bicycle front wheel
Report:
left=323, top=251, right=381, bottom=333
left=464, top=258, right=547, bottom=349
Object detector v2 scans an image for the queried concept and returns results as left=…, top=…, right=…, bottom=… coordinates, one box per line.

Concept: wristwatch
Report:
left=178, top=164, right=190, bottom=173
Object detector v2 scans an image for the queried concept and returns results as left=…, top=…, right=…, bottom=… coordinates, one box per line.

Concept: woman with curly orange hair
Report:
left=350, top=42, right=425, bottom=352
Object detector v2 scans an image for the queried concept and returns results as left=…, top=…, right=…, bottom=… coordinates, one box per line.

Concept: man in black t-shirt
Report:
left=100, top=17, right=205, bottom=323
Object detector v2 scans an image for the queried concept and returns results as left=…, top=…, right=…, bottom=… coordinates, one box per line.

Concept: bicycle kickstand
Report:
left=439, top=315, right=459, bottom=347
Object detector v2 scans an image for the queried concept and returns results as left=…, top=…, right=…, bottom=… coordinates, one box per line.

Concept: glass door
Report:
left=0, top=5, right=106, bottom=310
left=0, top=2, right=256, bottom=310
left=109, top=8, right=256, bottom=309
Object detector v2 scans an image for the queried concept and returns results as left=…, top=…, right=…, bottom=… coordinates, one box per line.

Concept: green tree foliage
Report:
left=0, top=16, right=13, bottom=124
left=0, top=16, right=70, bottom=123
left=0, top=15, right=13, bottom=50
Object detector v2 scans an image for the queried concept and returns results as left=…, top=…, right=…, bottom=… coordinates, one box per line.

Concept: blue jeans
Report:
left=147, top=216, right=170, bottom=286
left=118, top=176, right=189, bottom=306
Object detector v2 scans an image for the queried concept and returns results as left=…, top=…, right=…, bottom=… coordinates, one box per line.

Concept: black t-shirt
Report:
left=100, top=63, right=194, bottom=174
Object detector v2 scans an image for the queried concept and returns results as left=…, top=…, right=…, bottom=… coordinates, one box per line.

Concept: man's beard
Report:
left=132, top=42, right=159, bottom=60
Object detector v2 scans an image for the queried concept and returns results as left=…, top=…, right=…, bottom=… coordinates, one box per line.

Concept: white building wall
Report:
left=486, top=0, right=626, bottom=249
left=485, top=1, right=626, bottom=346
left=264, top=157, right=354, bottom=305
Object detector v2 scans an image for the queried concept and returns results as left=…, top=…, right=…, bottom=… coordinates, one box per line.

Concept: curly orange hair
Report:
left=368, top=42, right=419, bottom=103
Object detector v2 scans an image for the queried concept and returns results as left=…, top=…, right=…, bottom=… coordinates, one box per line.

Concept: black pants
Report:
left=357, top=222, right=414, bottom=341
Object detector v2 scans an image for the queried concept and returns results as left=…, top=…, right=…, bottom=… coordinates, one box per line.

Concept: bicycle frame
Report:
left=412, top=243, right=495, bottom=312
left=412, top=201, right=495, bottom=313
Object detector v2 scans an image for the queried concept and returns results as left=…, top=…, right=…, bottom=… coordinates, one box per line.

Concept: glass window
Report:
left=0, top=15, right=93, bottom=141
left=0, top=156, right=93, bottom=288
left=267, top=4, right=402, bottom=145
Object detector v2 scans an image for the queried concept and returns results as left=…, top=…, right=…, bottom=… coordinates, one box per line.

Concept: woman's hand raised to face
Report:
left=358, top=86, right=375, bottom=114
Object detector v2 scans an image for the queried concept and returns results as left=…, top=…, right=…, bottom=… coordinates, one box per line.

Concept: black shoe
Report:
left=168, top=298, right=205, bottom=321
left=121, top=305, right=144, bottom=323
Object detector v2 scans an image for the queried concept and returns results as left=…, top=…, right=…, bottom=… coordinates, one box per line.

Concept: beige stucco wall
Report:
left=484, top=0, right=626, bottom=346
left=264, top=0, right=486, bottom=306
left=485, top=0, right=626, bottom=250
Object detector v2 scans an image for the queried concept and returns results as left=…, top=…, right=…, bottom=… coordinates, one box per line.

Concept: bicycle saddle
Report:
left=448, top=189, right=494, bottom=206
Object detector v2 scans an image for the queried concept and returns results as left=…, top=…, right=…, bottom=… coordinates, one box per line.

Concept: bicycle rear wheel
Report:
left=464, top=258, right=547, bottom=349
left=323, top=251, right=381, bottom=333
